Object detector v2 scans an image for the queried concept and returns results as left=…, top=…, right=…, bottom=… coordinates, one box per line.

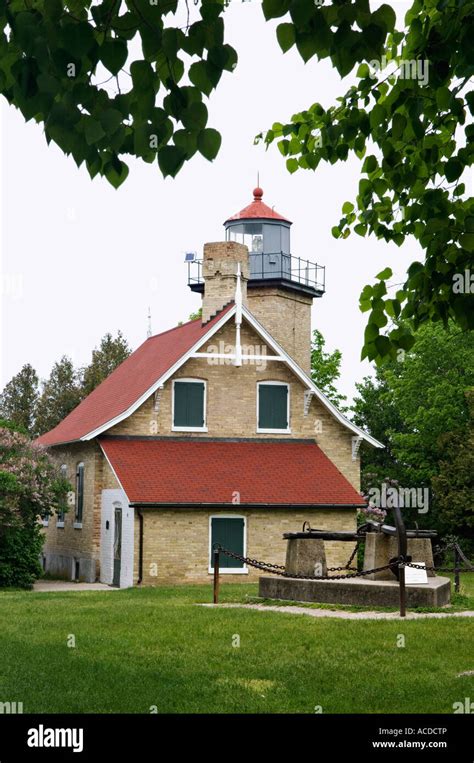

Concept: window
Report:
left=74, top=462, right=84, bottom=527
left=172, top=379, right=207, bottom=431
left=57, top=464, right=67, bottom=527
left=257, top=382, right=290, bottom=432
left=209, top=516, right=247, bottom=574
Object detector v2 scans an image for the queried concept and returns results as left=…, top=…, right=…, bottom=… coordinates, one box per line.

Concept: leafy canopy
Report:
left=0, top=0, right=235, bottom=186
left=259, top=0, right=474, bottom=361
left=1, top=0, right=473, bottom=359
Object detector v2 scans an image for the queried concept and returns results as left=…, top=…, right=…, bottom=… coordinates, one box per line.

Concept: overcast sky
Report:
left=0, top=0, right=417, bottom=403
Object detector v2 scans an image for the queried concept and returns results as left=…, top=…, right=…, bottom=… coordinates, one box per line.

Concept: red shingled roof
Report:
left=225, top=187, right=291, bottom=223
left=100, top=438, right=364, bottom=506
left=37, top=306, right=233, bottom=447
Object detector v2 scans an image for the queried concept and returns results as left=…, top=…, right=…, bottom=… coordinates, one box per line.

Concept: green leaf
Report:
left=181, top=102, right=208, bottom=131
left=197, top=128, right=221, bottom=161
left=104, top=158, right=129, bottom=189
left=84, top=117, right=105, bottom=145
left=363, top=155, right=377, bottom=174
left=276, top=23, right=295, bottom=53
left=376, top=267, right=392, bottom=280
left=445, top=158, right=463, bottom=182
left=436, top=86, right=451, bottom=111
left=158, top=145, right=187, bottom=178
left=342, top=201, right=354, bottom=214
left=99, top=109, right=123, bottom=134
left=100, top=39, right=128, bottom=76
left=130, top=60, right=155, bottom=92
left=189, top=61, right=220, bottom=96
left=262, top=0, right=290, bottom=20
left=460, top=233, right=474, bottom=252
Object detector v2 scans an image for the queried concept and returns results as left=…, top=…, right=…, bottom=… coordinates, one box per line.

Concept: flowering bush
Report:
left=0, top=422, right=70, bottom=587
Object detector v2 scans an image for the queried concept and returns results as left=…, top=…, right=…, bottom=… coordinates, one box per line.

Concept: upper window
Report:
left=257, top=382, right=290, bottom=432
left=172, top=379, right=207, bottom=431
left=75, top=462, right=84, bottom=526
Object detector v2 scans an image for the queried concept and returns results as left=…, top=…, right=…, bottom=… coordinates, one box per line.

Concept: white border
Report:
left=172, top=378, right=208, bottom=432
left=256, top=380, right=291, bottom=434
left=208, top=514, right=248, bottom=575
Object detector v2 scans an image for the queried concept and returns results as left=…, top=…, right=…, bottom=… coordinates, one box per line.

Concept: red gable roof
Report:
left=225, top=187, right=291, bottom=223
left=100, top=438, right=364, bottom=507
left=37, top=306, right=233, bottom=447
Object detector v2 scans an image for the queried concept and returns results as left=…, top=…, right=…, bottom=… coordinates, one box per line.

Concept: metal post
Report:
left=213, top=548, right=220, bottom=604
left=454, top=545, right=460, bottom=594
left=392, top=505, right=408, bottom=618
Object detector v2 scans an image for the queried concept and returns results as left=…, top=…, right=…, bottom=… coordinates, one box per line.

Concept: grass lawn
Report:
left=0, top=579, right=473, bottom=714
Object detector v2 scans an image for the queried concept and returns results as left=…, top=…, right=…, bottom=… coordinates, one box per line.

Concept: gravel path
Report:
left=33, top=581, right=118, bottom=592
left=201, top=603, right=474, bottom=620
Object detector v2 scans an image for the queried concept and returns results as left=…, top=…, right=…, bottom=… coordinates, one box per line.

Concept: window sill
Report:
left=209, top=568, right=248, bottom=575
left=257, top=428, right=292, bottom=435
left=73, top=522, right=83, bottom=530
left=56, top=522, right=65, bottom=528
left=42, top=521, right=49, bottom=527
left=172, top=426, right=208, bottom=432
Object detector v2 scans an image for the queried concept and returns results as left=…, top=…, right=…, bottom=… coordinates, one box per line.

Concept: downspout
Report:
left=137, top=509, right=144, bottom=585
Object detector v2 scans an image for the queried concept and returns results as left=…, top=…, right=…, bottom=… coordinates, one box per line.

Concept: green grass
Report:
left=0, top=581, right=473, bottom=714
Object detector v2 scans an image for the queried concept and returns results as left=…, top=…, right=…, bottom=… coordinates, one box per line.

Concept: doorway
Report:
left=113, top=506, right=122, bottom=587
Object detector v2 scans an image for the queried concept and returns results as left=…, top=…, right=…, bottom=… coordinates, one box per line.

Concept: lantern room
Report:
left=188, top=187, right=325, bottom=299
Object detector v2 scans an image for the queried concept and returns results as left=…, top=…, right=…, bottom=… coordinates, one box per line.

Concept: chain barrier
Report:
left=214, top=541, right=474, bottom=582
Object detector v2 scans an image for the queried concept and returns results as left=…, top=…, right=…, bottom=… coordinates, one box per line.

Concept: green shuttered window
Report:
left=210, top=517, right=245, bottom=570
left=173, top=380, right=205, bottom=429
left=258, top=383, right=289, bottom=430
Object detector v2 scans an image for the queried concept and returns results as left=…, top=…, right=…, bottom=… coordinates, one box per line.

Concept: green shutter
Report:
left=211, top=517, right=244, bottom=569
left=174, top=381, right=205, bottom=427
left=258, top=384, right=288, bottom=429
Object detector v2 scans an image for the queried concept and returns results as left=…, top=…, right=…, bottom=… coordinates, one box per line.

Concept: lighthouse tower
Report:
left=188, top=187, right=325, bottom=374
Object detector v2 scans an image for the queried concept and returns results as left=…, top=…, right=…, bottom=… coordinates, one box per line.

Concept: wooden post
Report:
left=213, top=548, right=220, bottom=604
left=392, top=505, right=408, bottom=618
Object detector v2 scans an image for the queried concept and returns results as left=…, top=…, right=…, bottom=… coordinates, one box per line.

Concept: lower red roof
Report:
left=100, top=438, right=364, bottom=507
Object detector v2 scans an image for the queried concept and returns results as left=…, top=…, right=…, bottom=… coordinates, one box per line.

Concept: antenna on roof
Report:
left=147, top=307, right=152, bottom=339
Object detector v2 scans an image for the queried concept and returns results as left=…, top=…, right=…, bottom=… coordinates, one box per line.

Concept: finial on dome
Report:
left=253, top=186, right=263, bottom=201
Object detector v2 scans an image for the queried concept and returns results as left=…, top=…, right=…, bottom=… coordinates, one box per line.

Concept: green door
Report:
left=211, top=517, right=245, bottom=569
left=113, top=507, right=122, bottom=587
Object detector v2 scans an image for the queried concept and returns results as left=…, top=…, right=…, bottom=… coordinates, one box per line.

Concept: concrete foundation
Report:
left=259, top=575, right=451, bottom=608
left=363, top=534, right=435, bottom=580
left=42, top=553, right=97, bottom=583
left=285, top=538, right=327, bottom=577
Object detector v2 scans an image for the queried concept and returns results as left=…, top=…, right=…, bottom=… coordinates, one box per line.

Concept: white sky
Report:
left=0, top=0, right=417, bottom=402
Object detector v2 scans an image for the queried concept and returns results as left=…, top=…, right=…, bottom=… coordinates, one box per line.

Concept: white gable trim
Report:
left=83, top=303, right=383, bottom=448
left=83, top=307, right=237, bottom=441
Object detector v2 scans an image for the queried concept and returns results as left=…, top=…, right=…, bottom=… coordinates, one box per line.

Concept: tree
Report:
left=352, top=321, right=474, bottom=536
left=260, top=0, right=474, bottom=361
left=0, top=423, right=70, bottom=588
left=1, top=1, right=473, bottom=358
left=35, top=356, right=83, bottom=435
left=432, top=389, right=474, bottom=542
left=310, top=329, right=347, bottom=410
left=0, top=364, right=39, bottom=435
left=82, top=331, right=131, bottom=395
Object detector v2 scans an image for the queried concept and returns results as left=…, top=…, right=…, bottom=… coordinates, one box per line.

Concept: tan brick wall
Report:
left=134, top=508, right=357, bottom=585
left=108, top=319, right=360, bottom=490
left=42, top=442, right=102, bottom=563
left=201, top=241, right=249, bottom=322
left=247, top=287, right=313, bottom=375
